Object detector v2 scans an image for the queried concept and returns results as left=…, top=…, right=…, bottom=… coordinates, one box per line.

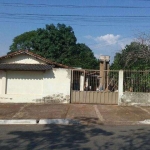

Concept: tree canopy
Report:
left=111, top=42, right=150, bottom=70
left=10, top=30, right=36, bottom=52
left=9, top=23, right=99, bottom=69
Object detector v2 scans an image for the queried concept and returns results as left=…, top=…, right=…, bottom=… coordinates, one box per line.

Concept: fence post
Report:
left=80, top=73, right=84, bottom=91
left=118, top=70, right=124, bottom=105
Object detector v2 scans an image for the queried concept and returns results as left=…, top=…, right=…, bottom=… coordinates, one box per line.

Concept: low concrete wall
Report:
left=120, top=92, right=150, bottom=106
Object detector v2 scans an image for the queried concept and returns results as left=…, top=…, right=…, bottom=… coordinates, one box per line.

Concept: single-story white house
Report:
left=0, top=50, right=72, bottom=103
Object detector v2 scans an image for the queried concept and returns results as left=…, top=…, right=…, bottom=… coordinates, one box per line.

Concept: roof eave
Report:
left=0, top=50, right=72, bottom=69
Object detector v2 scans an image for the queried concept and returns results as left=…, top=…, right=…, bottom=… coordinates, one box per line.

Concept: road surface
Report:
left=0, top=124, right=150, bottom=150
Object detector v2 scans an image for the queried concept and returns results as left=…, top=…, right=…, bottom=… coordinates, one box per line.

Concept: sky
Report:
left=0, top=0, right=150, bottom=63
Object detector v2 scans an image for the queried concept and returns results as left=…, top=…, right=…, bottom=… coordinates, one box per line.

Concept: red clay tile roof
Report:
left=0, top=50, right=71, bottom=69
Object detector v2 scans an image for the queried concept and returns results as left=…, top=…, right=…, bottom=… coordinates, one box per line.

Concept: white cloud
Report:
left=85, top=34, right=132, bottom=50
left=84, top=34, right=133, bottom=62
left=95, top=34, right=120, bottom=45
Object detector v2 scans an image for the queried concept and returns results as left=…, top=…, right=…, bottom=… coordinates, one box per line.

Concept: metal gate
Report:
left=71, top=69, right=119, bottom=104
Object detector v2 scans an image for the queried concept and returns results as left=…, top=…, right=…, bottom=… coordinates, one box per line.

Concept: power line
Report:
left=0, top=19, right=150, bottom=28
left=138, top=0, right=150, bottom=1
left=0, top=17, right=150, bottom=24
left=0, top=13, right=150, bottom=26
left=1, top=13, right=150, bottom=18
left=1, top=3, right=150, bottom=8
left=1, top=13, right=150, bottom=23
left=0, top=15, right=150, bottom=25
left=1, top=20, right=149, bottom=27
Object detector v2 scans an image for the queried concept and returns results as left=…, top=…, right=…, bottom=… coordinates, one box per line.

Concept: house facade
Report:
left=0, top=50, right=71, bottom=103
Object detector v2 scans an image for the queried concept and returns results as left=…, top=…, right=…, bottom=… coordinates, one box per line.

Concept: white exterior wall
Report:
left=6, top=71, right=43, bottom=95
left=0, top=72, right=2, bottom=94
left=0, top=70, right=6, bottom=94
left=0, top=68, right=71, bottom=103
left=41, top=68, right=71, bottom=103
left=0, top=54, right=45, bottom=64
left=43, top=69, right=70, bottom=96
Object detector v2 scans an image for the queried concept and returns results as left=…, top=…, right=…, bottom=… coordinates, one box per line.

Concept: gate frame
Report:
left=71, top=69, right=119, bottom=104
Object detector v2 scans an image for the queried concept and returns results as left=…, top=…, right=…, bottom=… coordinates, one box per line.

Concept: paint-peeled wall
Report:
left=120, top=92, right=150, bottom=106
left=0, top=68, right=71, bottom=103
left=36, top=68, right=71, bottom=103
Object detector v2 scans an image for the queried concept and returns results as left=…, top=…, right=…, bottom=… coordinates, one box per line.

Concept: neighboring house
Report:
left=0, top=50, right=71, bottom=103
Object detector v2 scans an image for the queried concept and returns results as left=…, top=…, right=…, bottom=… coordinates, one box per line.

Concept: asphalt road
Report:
left=0, top=124, right=150, bottom=150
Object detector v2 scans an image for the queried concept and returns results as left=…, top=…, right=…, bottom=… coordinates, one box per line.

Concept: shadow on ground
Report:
left=0, top=117, right=150, bottom=150
left=74, top=117, right=102, bottom=125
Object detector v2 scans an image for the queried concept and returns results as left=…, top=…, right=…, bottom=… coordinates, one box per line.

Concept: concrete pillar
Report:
left=99, top=56, right=110, bottom=91
left=103, top=60, right=106, bottom=90
left=118, top=70, right=124, bottom=105
left=80, top=73, right=84, bottom=91
left=100, top=61, right=104, bottom=90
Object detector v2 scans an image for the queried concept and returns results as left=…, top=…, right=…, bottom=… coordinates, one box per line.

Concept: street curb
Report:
left=39, top=119, right=79, bottom=125
left=103, top=120, right=150, bottom=126
left=138, top=120, right=150, bottom=125
left=0, top=119, right=149, bottom=125
left=0, top=119, right=80, bottom=125
left=0, top=119, right=36, bottom=124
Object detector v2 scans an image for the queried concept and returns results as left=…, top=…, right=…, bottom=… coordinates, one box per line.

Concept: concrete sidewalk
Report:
left=0, top=103, right=150, bottom=125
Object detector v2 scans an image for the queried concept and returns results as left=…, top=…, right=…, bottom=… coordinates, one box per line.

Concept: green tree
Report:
left=111, top=41, right=150, bottom=92
left=9, top=23, right=99, bottom=69
left=10, top=30, right=36, bottom=52
left=111, top=42, right=150, bottom=70
left=72, top=43, right=99, bottom=69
